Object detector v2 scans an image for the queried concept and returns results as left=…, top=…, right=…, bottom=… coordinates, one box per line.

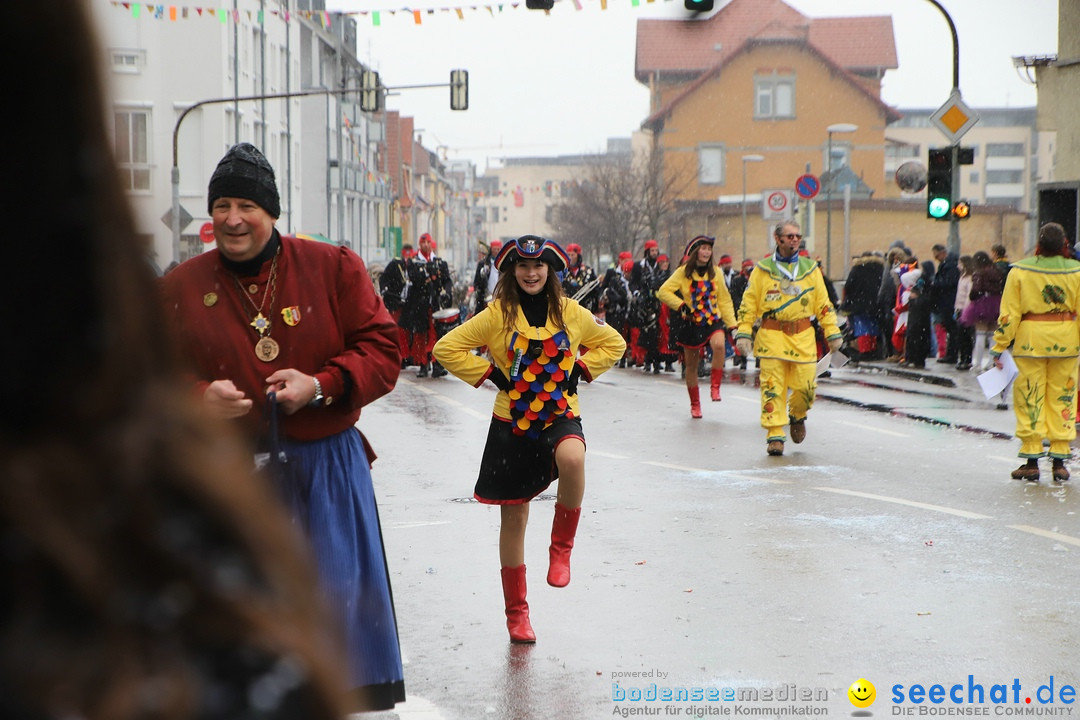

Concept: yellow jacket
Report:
left=992, top=255, right=1080, bottom=359
left=656, top=266, right=737, bottom=327
left=432, top=297, right=626, bottom=421
left=735, top=256, right=841, bottom=363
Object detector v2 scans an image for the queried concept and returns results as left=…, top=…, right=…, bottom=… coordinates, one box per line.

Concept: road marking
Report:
left=388, top=520, right=452, bottom=530
left=813, top=487, right=993, bottom=519
left=640, top=462, right=792, bottom=485
left=731, top=395, right=758, bottom=404
left=349, top=694, right=446, bottom=719
left=1007, top=524, right=1080, bottom=547
left=988, top=455, right=1019, bottom=465
left=643, top=460, right=710, bottom=472
left=837, top=419, right=909, bottom=437
left=591, top=450, right=630, bottom=460
left=725, top=473, right=793, bottom=485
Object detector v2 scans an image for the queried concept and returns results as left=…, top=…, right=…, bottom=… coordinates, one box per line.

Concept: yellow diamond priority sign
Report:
left=930, top=90, right=979, bottom=144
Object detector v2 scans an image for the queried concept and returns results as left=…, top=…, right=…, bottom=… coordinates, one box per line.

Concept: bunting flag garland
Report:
left=109, top=0, right=676, bottom=27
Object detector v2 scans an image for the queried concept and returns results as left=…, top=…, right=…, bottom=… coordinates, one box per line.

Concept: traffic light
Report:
left=450, top=69, right=468, bottom=111
left=952, top=200, right=971, bottom=220
left=359, top=70, right=380, bottom=113
left=685, top=0, right=714, bottom=10
left=926, top=147, right=952, bottom=220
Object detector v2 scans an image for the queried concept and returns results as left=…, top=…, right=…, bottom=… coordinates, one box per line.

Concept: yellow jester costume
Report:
left=735, top=254, right=842, bottom=444
left=990, top=254, right=1080, bottom=461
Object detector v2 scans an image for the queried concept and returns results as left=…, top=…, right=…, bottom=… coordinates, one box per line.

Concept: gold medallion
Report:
left=250, top=312, right=270, bottom=334
left=255, top=336, right=280, bottom=362
left=203, top=292, right=218, bottom=307
left=248, top=283, right=259, bottom=295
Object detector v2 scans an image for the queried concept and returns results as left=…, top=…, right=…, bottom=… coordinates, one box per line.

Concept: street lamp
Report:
left=741, top=154, right=764, bottom=262
left=825, top=123, right=857, bottom=278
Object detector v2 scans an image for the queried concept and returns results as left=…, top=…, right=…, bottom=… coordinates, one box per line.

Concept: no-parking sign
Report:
left=762, top=189, right=794, bottom=221
left=795, top=173, right=820, bottom=200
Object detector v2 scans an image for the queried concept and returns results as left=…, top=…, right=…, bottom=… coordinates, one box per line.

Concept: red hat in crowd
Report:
left=567, top=243, right=583, bottom=254
left=658, top=254, right=669, bottom=263
left=799, top=249, right=810, bottom=257
left=618, top=251, right=633, bottom=261
left=644, top=239, right=658, bottom=250
left=742, top=258, right=755, bottom=269
left=490, top=239, right=503, bottom=251
left=419, top=232, right=432, bottom=243
left=720, top=254, right=733, bottom=263
left=621, top=259, right=634, bottom=273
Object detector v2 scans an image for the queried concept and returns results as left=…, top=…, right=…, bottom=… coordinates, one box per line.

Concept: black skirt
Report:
left=475, top=415, right=585, bottom=504
left=676, top=319, right=726, bottom=350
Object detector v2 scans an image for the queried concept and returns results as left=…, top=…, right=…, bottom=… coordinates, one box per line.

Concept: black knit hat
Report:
left=207, top=143, right=280, bottom=218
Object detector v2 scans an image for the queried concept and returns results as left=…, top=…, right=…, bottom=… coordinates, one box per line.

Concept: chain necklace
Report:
left=233, top=248, right=281, bottom=362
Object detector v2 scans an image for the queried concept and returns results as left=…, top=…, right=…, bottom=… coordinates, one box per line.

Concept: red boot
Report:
left=500, top=565, right=536, bottom=643
left=547, top=503, right=581, bottom=587
left=688, top=386, right=702, bottom=418
left=710, top=368, right=723, bottom=402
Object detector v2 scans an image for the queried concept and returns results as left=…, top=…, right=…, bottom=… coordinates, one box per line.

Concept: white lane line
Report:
left=731, top=395, right=758, bottom=404
left=725, top=473, right=793, bottom=486
left=388, top=520, right=452, bottom=530
left=837, top=419, right=909, bottom=438
left=1007, top=524, right=1080, bottom=548
left=591, top=450, right=630, bottom=460
left=348, top=694, right=446, bottom=720
left=988, top=455, right=1020, bottom=465
left=642, top=460, right=710, bottom=472
left=813, top=486, right=993, bottom=520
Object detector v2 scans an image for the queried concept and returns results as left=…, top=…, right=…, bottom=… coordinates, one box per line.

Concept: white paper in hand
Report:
left=976, top=350, right=1019, bottom=398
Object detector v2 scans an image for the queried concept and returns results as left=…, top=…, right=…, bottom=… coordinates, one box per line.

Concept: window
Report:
left=986, top=143, right=1024, bottom=157
left=986, top=170, right=1023, bottom=184
left=110, top=49, right=143, bottom=74
left=698, top=145, right=725, bottom=185
left=754, top=73, right=795, bottom=119
left=114, top=109, right=151, bottom=192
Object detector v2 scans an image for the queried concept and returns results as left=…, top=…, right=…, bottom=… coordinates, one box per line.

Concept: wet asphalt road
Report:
left=357, top=360, right=1080, bottom=720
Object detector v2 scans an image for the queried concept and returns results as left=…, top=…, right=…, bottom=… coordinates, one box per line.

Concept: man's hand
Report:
left=203, top=379, right=253, bottom=419
left=828, top=336, right=844, bottom=353
left=265, top=368, right=318, bottom=415
left=736, top=337, right=753, bottom=357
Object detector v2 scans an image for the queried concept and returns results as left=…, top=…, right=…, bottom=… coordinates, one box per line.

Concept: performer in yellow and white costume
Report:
left=433, top=235, right=624, bottom=644
left=990, top=222, right=1080, bottom=483
left=735, top=221, right=842, bottom=456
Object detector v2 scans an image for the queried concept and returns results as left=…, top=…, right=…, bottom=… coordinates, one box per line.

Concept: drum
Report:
left=432, top=307, right=462, bottom=339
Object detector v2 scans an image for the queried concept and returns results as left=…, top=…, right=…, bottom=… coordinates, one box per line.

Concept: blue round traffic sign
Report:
left=795, top=174, right=820, bottom=200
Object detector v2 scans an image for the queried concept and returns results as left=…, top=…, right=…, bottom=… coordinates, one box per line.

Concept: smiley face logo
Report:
left=848, top=678, right=876, bottom=708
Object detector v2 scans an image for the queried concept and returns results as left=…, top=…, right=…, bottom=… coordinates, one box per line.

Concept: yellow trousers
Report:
left=1012, top=356, right=1078, bottom=459
left=758, top=358, right=817, bottom=442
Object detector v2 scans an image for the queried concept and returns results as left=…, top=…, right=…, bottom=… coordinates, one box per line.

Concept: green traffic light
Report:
left=928, top=197, right=950, bottom=219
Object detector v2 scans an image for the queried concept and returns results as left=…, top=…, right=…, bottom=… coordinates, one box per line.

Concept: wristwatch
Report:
left=308, top=376, right=326, bottom=407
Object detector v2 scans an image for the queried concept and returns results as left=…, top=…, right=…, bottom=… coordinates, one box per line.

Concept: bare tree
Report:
left=550, top=146, right=690, bottom=267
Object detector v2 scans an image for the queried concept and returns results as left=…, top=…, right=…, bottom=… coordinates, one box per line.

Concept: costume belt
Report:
left=1021, top=312, right=1077, bottom=322
left=760, top=317, right=813, bottom=334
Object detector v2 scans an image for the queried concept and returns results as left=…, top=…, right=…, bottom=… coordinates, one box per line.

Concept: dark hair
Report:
left=1036, top=223, right=1069, bottom=258
left=679, top=249, right=717, bottom=281
left=1, top=2, right=347, bottom=717
left=493, top=260, right=567, bottom=334
left=972, top=250, right=992, bottom=269
left=959, top=254, right=975, bottom=275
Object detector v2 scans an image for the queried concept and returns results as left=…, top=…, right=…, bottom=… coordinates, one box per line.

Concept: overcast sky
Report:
left=326, top=0, right=1057, bottom=168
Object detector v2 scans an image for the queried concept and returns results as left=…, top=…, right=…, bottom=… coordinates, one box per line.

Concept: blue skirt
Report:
left=282, top=428, right=405, bottom=711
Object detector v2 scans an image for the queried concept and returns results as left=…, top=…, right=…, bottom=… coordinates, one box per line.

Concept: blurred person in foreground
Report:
left=735, top=221, right=843, bottom=456
left=991, top=223, right=1080, bottom=483
left=0, top=2, right=350, bottom=718
left=160, top=142, right=405, bottom=711
left=432, top=236, right=625, bottom=643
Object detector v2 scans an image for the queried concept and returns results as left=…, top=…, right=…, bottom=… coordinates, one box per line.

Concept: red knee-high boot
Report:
left=547, top=503, right=581, bottom=587
left=688, top=386, right=702, bottom=418
left=500, top=565, right=536, bottom=643
left=710, top=367, right=723, bottom=402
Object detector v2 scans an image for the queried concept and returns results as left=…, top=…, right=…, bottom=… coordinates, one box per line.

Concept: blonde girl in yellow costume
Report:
left=734, top=222, right=843, bottom=456
left=432, top=235, right=625, bottom=643
left=991, top=222, right=1080, bottom=483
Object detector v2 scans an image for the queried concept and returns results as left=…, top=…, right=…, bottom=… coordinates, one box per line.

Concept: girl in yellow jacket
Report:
left=656, top=235, right=737, bottom=418
left=432, top=235, right=625, bottom=643
left=990, top=222, right=1080, bottom=483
